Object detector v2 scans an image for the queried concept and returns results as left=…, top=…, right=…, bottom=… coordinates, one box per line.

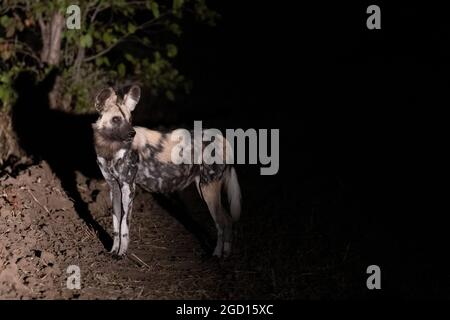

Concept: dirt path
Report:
left=1, top=161, right=364, bottom=299
left=0, top=162, right=263, bottom=299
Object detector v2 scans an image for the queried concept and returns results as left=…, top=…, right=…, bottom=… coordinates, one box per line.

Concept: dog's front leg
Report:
left=117, top=181, right=135, bottom=256
left=97, top=158, right=123, bottom=255
left=109, top=180, right=122, bottom=254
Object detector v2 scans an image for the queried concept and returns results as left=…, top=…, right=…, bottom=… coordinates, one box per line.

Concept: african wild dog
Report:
left=92, top=86, right=241, bottom=257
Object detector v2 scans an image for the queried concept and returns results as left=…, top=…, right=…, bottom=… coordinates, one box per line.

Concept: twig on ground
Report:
left=26, top=188, right=50, bottom=214
left=128, top=253, right=151, bottom=270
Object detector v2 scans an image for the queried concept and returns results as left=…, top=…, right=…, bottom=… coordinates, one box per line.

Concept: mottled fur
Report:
left=93, top=86, right=241, bottom=257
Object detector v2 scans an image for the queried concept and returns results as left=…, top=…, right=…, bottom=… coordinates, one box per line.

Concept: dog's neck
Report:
left=93, top=125, right=133, bottom=160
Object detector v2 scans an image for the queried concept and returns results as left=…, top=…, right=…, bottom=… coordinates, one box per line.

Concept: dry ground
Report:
left=0, top=161, right=363, bottom=299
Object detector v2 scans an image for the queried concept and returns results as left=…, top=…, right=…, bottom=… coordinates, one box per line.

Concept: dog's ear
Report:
left=123, top=85, right=141, bottom=112
left=95, top=87, right=117, bottom=112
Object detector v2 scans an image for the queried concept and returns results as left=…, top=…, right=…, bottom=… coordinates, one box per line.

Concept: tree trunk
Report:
left=74, top=46, right=85, bottom=83
left=39, top=12, right=65, bottom=66
left=48, top=75, right=72, bottom=111
left=0, top=111, right=25, bottom=168
left=38, top=11, right=71, bottom=110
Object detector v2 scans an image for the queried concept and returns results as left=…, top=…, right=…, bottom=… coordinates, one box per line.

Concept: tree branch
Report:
left=37, top=14, right=50, bottom=62
left=89, top=1, right=110, bottom=23
left=0, top=4, right=28, bottom=15
left=83, top=12, right=169, bottom=63
left=2, top=38, right=43, bottom=67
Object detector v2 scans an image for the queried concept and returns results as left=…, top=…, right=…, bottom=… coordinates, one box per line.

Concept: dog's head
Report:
left=92, top=85, right=141, bottom=142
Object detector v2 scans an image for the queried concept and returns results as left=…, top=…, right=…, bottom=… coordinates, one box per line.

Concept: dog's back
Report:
left=132, top=126, right=231, bottom=193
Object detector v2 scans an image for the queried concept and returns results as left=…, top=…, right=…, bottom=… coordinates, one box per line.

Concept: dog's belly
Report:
left=135, top=159, right=197, bottom=193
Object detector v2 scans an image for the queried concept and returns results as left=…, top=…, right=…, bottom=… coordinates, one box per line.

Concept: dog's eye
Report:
left=112, top=116, right=122, bottom=124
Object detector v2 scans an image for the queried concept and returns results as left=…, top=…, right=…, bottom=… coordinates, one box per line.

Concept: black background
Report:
left=174, top=1, right=449, bottom=298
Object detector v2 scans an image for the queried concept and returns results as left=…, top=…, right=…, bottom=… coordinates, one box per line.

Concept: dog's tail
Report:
left=224, top=167, right=241, bottom=222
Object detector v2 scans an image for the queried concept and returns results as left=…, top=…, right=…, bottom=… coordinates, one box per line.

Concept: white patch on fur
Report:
left=111, top=215, right=120, bottom=253
left=195, top=176, right=202, bottom=199
left=118, top=229, right=129, bottom=256
left=95, top=104, right=130, bottom=130
left=226, top=167, right=241, bottom=222
left=123, top=86, right=140, bottom=112
left=114, top=149, right=126, bottom=161
left=97, top=156, right=107, bottom=166
left=118, top=183, right=131, bottom=255
left=113, top=214, right=119, bottom=234
left=132, top=127, right=162, bottom=150
left=97, top=157, right=112, bottom=180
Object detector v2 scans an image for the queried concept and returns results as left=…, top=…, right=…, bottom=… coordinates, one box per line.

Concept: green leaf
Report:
left=167, top=44, right=178, bottom=58
left=93, top=30, right=101, bottom=39
left=142, top=37, right=151, bottom=46
left=0, top=47, right=12, bottom=60
left=173, top=0, right=184, bottom=10
left=0, top=73, right=9, bottom=83
left=165, top=90, right=175, bottom=101
left=95, top=56, right=110, bottom=67
left=16, top=19, right=24, bottom=32
left=124, top=53, right=135, bottom=63
left=118, top=63, right=126, bottom=77
left=102, top=32, right=113, bottom=46
left=169, top=23, right=182, bottom=36
left=0, top=16, right=11, bottom=28
left=0, top=86, right=7, bottom=102
left=80, top=34, right=93, bottom=48
left=151, top=2, right=160, bottom=18
left=128, top=23, right=137, bottom=34
left=6, top=24, right=15, bottom=38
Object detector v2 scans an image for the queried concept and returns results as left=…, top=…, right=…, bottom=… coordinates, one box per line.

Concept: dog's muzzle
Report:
left=127, top=128, right=136, bottom=141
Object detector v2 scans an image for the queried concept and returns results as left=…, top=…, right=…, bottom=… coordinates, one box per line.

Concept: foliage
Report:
left=0, top=0, right=218, bottom=112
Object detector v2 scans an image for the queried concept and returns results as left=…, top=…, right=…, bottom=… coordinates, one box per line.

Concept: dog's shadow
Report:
left=12, top=71, right=111, bottom=248
left=152, top=192, right=214, bottom=255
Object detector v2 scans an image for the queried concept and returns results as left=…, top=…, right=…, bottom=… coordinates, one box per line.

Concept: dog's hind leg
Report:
left=200, top=180, right=232, bottom=257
